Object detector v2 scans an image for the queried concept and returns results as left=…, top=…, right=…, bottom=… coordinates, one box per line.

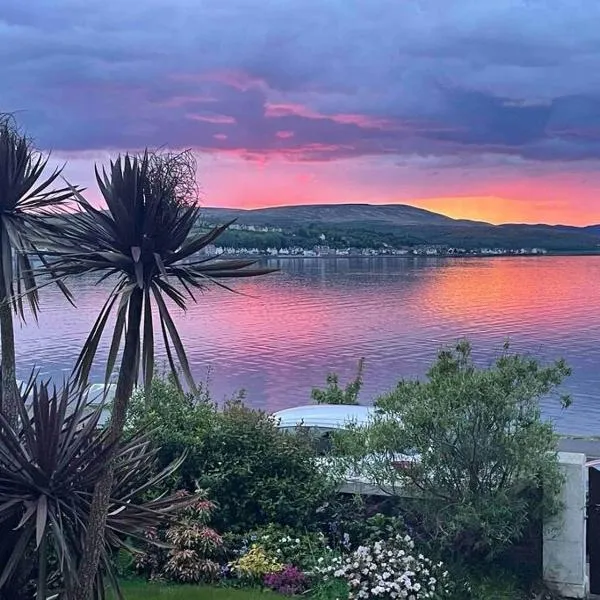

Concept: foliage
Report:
left=0, top=379, right=195, bottom=600
left=126, top=372, right=218, bottom=490
left=230, top=524, right=329, bottom=571
left=315, top=534, right=451, bottom=600
left=209, top=217, right=600, bottom=253
left=198, top=400, right=338, bottom=532
left=312, top=358, right=365, bottom=405
left=135, top=492, right=224, bottom=584
left=0, top=114, right=75, bottom=425
left=129, top=380, right=339, bottom=532
left=309, top=577, right=350, bottom=600
left=0, top=114, right=74, bottom=312
left=336, top=340, right=569, bottom=560
left=229, top=545, right=283, bottom=583
left=264, top=565, right=309, bottom=595
left=49, top=150, right=276, bottom=392
left=350, top=514, right=408, bottom=548
left=316, top=494, right=408, bottom=552
left=45, top=149, right=276, bottom=597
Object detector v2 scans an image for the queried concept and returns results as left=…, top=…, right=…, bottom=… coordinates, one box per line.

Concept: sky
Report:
left=3, top=0, right=600, bottom=225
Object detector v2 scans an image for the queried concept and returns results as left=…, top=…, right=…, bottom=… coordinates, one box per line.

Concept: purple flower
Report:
left=264, top=565, right=308, bottom=595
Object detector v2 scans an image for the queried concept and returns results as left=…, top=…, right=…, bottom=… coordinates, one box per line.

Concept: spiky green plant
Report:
left=0, top=379, right=197, bottom=600
left=45, top=149, right=276, bottom=598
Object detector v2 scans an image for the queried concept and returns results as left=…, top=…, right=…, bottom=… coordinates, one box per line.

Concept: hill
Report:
left=199, top=203, right=486, bottom=228
left=197, top=203, right=600, bottom=253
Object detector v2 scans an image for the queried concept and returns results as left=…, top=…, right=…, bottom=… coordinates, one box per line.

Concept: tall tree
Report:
left=0, top=114, right=74, bottom=427
left=48, top=149, right=276, bottom=599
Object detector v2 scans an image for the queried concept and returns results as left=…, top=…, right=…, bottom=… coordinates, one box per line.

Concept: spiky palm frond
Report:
left=0, top=380, right=197, bottom=600
left=0, top=114, right=76, bottom=319
left=46, top=150, right=277, bottom=391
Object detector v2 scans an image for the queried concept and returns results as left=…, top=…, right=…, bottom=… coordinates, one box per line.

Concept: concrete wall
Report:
left=543, top=452, right=588, bottom=599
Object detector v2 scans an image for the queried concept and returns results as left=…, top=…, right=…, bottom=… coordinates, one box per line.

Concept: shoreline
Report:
left=228, top=252, right=600, bottom=260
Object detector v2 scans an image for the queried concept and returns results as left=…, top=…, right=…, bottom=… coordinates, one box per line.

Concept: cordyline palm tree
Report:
left=0, top=114, right=74, bottom=427
left=47, top=149, right=277, bottom=598
left=0, top=378, right=198, bottom=600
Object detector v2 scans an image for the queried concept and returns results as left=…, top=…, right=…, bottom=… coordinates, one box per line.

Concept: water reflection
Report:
left=12, top=256, right=600, bottom=435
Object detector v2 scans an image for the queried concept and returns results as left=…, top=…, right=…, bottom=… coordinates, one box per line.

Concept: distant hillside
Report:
left=199, top=203, right=486, bottom=228
left=197, top=204, right=600, bottom=253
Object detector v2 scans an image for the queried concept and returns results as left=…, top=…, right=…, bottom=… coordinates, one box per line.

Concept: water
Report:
left=12, top=256, right=600, bottom=435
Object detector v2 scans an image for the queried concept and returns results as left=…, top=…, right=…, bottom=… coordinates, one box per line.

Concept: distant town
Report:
left=195, top=223, right=548, bottom=258
left=198, top=244, right=548, bottom=258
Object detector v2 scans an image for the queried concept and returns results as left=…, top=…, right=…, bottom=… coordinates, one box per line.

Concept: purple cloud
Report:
left=2, top=0, right=600, bottom=167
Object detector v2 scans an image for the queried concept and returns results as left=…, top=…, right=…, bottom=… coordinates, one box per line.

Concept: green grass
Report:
left=109, top=581, right=285, bottom=600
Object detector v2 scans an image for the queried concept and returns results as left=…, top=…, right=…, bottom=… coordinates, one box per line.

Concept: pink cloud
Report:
left=265, top=102, right=398, bottom=130
left=329, top=113, right=397, bottom=129
left=213, top=133, right=228, bottom=141
left=275, top=130, right=295, bottom=139
left=186, top=113, right=236, bottom=124
left=156, top=94, right=218, bottom=107
left=202, top=70, right=267, bottom=91
left=265, top=102, right=322, bottom=119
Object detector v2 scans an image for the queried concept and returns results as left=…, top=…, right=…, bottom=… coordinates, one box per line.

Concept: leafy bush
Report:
left=336, top=340, right=569, bottom=560
left=312, top=358, right=365, bottom=405
left=315, top=534, right=451, bottom=600
left=126, top=373, right=218, bottom=490
left=135, top=492, right=224, bottom=584
left=229, top=545, right=283, bottom=583
left=128, top=377, right=338, bottom=532
left=310, top=577, right=351, bottom=600
left=317, top=494, right=409, bottom=551
left=264, top=565, right=309, bottom=595
left=241, top=524, right=329, bottom=570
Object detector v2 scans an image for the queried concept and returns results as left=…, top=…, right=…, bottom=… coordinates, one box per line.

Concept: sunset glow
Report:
left=5, top=1, right=600, bottom=226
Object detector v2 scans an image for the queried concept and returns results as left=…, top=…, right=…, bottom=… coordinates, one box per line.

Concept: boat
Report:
left=272, top=403, right=375, bottom=431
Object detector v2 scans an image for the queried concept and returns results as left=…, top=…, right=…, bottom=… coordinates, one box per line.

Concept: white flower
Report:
left=413, top=583, right=421, bottom=592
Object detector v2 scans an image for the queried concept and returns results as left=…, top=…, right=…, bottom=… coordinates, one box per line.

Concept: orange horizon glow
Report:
left=58, top=153, right=600, bottom=227
left=204, top=195, right=600, bottom=227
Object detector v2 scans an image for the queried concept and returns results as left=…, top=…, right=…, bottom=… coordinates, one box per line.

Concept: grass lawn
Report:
left=109, top=580, right=285, bottom=600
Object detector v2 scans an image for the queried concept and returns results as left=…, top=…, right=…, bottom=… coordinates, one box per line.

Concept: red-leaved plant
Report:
left=135, top=492, right=224, bottom=583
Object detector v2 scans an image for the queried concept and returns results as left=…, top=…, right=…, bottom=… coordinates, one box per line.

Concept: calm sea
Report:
left=13, top=256, right=600, bottom=435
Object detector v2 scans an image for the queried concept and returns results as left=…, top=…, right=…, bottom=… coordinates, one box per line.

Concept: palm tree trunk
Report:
left=37, top=533, right=48, bottom=600
left=73, top=288, right=143, bottom=600
left=0, top=241, right=18, bottom=429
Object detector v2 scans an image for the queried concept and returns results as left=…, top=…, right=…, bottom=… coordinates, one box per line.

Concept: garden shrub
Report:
left=239, top=524, right=329, bottom=570
left=229, top=545, right=283, bottom=584
left=317, top=494, right=409, bottom=551
left=336, top=340, right=569, bottom=561
left=135, top=492, right=224, bottom=583
left=264, top=565, right=309, bottom=595
left=310, top=578, right=351, bottom=600
left=315, top=534, right=451, bottom=600
left=126, top=373, right=218, bottom=491
left=312, top=358, right=365, bottom=405
left=128, top=377, right=339, bottom=532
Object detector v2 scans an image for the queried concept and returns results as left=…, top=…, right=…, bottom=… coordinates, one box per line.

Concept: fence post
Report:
left=543, top=452, right=587, bottom=598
